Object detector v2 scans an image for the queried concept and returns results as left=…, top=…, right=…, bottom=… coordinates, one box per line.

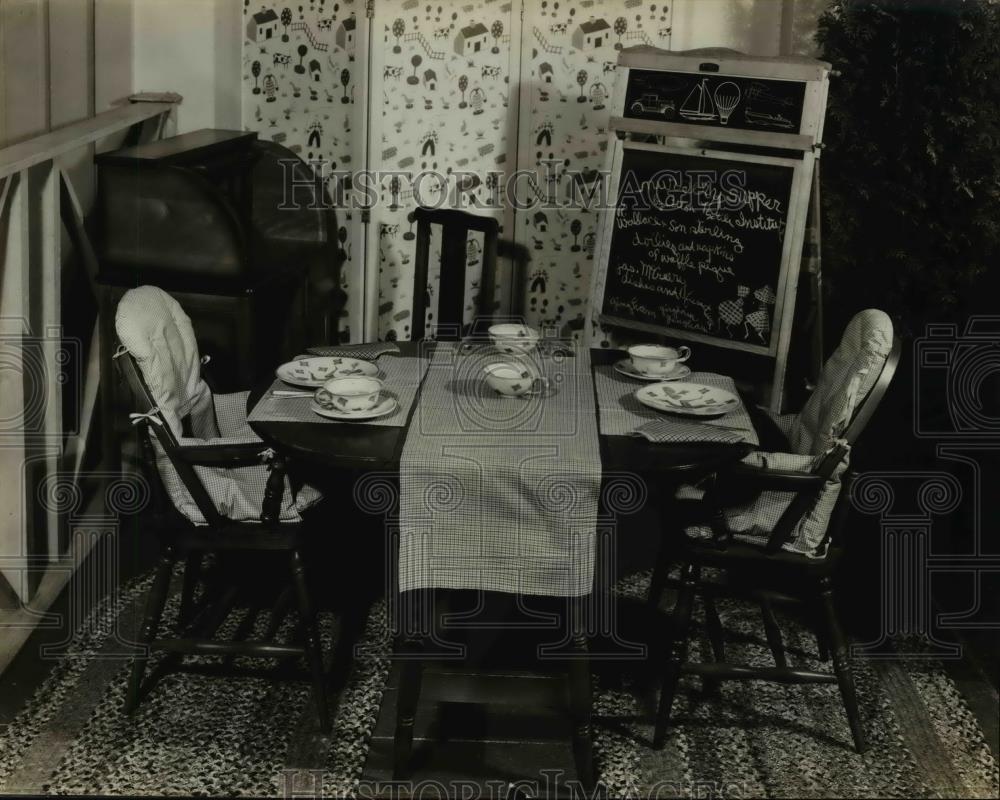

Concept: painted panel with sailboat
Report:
left=622, top=69, right=806, bottom=133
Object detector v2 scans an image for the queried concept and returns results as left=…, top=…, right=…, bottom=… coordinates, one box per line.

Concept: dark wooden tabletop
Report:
left=247, top=342, right=756, bottom=477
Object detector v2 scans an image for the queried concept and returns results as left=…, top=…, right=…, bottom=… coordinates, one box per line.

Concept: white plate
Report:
left=614, top=359, right=691, bottom=382
left=276, top=356, right=379, bottom=388
left=310, top=395, right=398, bottom=421
left=635, top=382, right=740, bottom=417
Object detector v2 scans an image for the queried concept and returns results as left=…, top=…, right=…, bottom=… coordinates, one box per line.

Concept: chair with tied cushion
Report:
left=648, top=309, right=899, bottom=754
left=115, top=285, right=329, bottom=730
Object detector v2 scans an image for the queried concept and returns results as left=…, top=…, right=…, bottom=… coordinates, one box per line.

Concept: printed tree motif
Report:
left=392, top=18, right=405, bottom=53
left=490, top=20, right=504, bottom=53
left=408, top=54, right=422, bottom=85
left=458, top=74, right=469, bottom=108
left=340, top=68, right=351, bottom=103
left=251, top=60, right=262, bottom=94
left=570, top=219, right=582, bottom=252
left=614, top=16, right=627, bottom=49
left=576, top=70, right=589, bottom=103
left=280, top=8, right=292, bottom=42
left=295, top=44, right=308, bottom=74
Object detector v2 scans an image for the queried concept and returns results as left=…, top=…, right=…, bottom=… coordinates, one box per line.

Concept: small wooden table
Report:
left=247, top=343, right=754, bottom=476
left=247, top=342, right=758, bottom=787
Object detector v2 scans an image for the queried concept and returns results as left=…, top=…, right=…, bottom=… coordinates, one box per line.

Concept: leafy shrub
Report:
left=816, top=0, right=1000, bottom=335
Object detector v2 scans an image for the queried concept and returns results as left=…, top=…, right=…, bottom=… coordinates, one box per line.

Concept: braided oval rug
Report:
left=0, top=567, right=995, bottom=798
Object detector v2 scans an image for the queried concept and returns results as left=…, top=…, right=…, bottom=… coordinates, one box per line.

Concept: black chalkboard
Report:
left=599, top=146, right=794, bottom=350
left=623, top=69, right=806, bottom=134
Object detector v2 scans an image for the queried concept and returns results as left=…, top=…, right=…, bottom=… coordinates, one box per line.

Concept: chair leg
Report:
left=647, top=497, right=676, bottom=609
left=819, top=580, right=867, bottom=754
left=392, top=643, right=424, bottom=781
left=177, top=553, right=202, bottom=628
left=125, top=547, right=175, bottom=715
left=290, top=548, right=330, bottom=734
left=815, top=605, right=832, bottom=662
left=647, top=536, right=671, bottom=610
left=568, top=602, right=596, bottom=792
left=702, top=594, right=725, bottom=696
left=654, top=562, right=699, bottom=749
left=759, top=597, right=787, bottom=668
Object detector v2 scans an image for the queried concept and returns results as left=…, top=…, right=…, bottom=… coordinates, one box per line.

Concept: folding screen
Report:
left=514, top=1, right=673, bottom=343
left=366, top=0, right=522, bottom=341
left=240, top=1, right=679, bottom=343
left=241, top=0, right=368, bottom=341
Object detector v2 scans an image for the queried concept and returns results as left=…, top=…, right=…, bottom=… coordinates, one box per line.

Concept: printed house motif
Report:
left=336, top=16, right=356, bottom=51
left=573, top=19, right=611, bottom=50
left=247, top=9, right=279, bottom=42
left=455, top=22, right=489, bottom=56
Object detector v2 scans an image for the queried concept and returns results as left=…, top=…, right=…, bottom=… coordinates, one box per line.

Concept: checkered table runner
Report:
left=593, top=364, right=759, bottom=446
left=306, top=341, right=401, bottom=359
left=246, top=355, right=428, bottom=427
left=398, top=343, right=601, bottom=597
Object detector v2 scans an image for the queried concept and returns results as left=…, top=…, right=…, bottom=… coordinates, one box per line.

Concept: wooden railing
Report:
left=0, top=95, right=180, bottom=607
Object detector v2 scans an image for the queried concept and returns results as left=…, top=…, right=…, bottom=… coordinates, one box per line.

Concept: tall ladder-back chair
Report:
left=408, top=207, right=500, bottom=341
left=650, top=309, right=901, bottom=754
left=115, top=286, right=330, bottom=731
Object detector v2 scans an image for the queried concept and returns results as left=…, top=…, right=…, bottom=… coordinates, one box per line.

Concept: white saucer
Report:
left=635, top=382, right=740, bottom=417
left=310, top=395, right=398, bottom=421
left=614, top=358, right=691, bottom=382
left=276, top=356, right=379, bottom=388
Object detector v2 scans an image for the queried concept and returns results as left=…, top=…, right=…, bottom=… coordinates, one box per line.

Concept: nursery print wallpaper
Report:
left=368, top=0, right=520, bottom=341
left=516, top=0, right=672, bottom=346
left=242, top=0, right=673, bottom=343
left=242, top=0, right=365, bottom=341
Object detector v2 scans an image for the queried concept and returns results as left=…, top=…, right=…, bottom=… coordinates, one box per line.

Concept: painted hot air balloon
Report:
left=713, top=81, right=741, bottom=126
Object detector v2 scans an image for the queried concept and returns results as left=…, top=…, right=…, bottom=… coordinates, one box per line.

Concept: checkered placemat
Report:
left=593, top=365, right=759, bottom=445
left=306, top=341, right=401, bottom=359
left=246, top=355, right=428, bottom=427
left=398, top=343, right=601, bottom=597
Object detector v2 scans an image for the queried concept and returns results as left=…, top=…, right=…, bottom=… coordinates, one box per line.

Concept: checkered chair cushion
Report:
left=684, top=310, right=894, bottom=558
left=115, top=286, right=321, bottom=526
left=778, top=309, right=895, bottom=457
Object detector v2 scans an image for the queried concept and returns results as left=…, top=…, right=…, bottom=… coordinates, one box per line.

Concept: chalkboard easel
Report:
left=590, top=47, right=830, bottom=412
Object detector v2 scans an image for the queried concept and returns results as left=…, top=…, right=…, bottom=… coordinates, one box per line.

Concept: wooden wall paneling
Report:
left=27, top=160, right=65, bottom=565
left=0, top=172, right=30, bottom=604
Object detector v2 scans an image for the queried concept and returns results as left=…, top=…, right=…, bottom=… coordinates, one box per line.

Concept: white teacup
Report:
left=314, top=376, right=383, bottom=412
left=488, top=323, right=540, bottom=355
left=483, top=362, right=549, bottom=397
left=627, top=344, right=691, bottom=377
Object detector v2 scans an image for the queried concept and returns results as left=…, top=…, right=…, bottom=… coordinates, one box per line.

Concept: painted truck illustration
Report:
left=629, top=94, right=676, bottom=117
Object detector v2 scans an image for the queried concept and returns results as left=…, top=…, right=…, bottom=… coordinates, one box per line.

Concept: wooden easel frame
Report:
left=591, top=47, right=829, bottom=412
